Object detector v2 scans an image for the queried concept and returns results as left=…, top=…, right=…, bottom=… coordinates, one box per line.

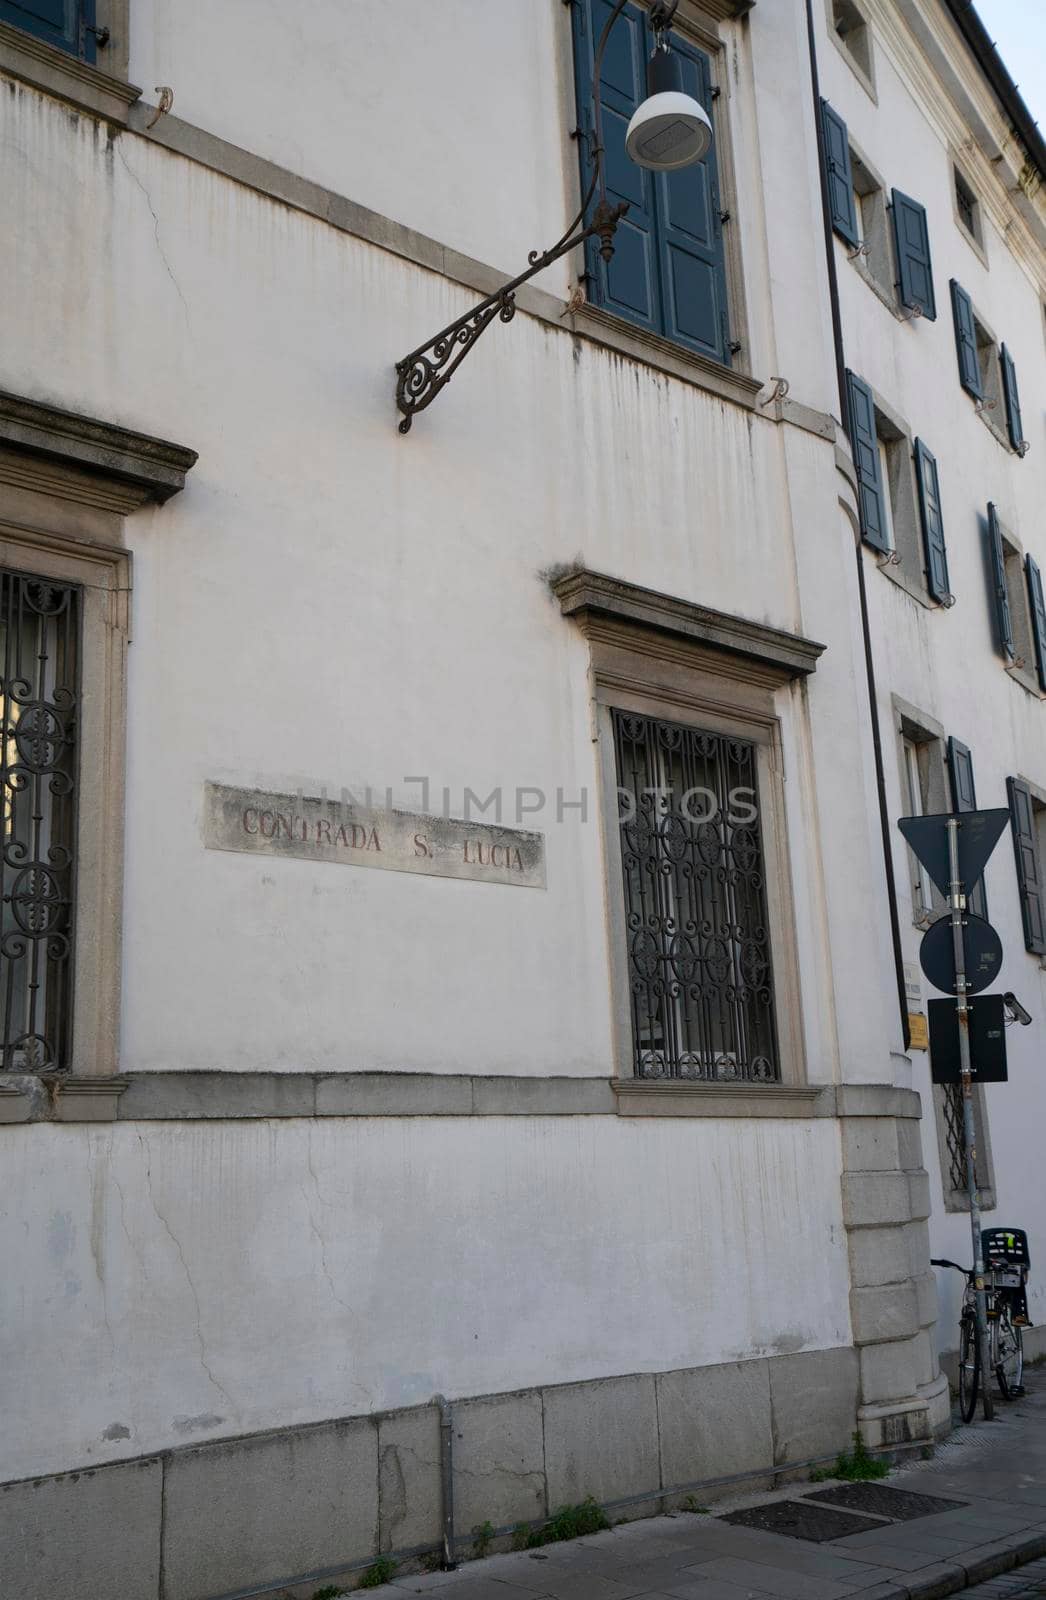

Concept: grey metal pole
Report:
left=946, top=817, right=994, bottom=1421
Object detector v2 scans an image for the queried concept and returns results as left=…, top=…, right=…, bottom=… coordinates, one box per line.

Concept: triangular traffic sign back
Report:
left=898, top=809, right=1010, bottom=897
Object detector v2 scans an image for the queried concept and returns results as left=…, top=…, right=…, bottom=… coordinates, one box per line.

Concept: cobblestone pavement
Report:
left=353, top=1379, right=1046, bottom=1600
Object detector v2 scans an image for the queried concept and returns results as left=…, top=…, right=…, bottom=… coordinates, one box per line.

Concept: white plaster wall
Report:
left=0, top=82, right=889, bottom=1078
left=817, top=7, right=1046, bottom=1331
left=128, top=1, right=580, bottom=292
left=0, top=1117, right=851, bottom=1480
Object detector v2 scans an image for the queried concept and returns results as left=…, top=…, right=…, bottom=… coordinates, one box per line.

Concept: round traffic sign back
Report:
left=919, top=913, right=1002, bottom=996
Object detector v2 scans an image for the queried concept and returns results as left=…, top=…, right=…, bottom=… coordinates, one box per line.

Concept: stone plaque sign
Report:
left=203, top=783, right=546, bottom=889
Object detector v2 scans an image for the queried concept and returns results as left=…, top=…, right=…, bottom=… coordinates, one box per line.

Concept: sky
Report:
left=973, top=0, right=1046, bottom=130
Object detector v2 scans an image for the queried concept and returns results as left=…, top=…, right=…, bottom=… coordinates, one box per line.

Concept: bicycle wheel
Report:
left=992, top=1307, right=1024, bottom=1399
left=959, top=1313, right=980, bottom=1422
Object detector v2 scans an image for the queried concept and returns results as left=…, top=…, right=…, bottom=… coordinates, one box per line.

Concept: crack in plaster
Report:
left=379, top=1442, right=408, bottom=1549
left=85, top=1132, right=116, bottom=1356
left=303, top=1128, right=358, bottom=1324
left=138, top=1133, right=233, bottom=1413
left=115, top=142, right=190, bottom=324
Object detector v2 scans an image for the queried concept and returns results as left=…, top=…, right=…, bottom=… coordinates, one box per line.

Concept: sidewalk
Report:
left=365, top=1380, right=1046, bottom=1600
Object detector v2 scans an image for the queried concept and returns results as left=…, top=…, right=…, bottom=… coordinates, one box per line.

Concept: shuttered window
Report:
left=1026, top=555, right=1046, bottom=690
left=913, top=439, right=950, bottom=601
left=891, top=190, right=936, bottom=319
left=571, top=0, right=731, bottom=364
left=1000, top=345, right=1025, bottom=453
left=821, top=101, right=860, bottom=247
left=950, top=280, right=982, bottom=399
left=986, top=504, right=1015, bottom=662
left=845, top=371, right=890, bottom=553
left=1007, top=778, right=1046, bottom=956
left=947, top=737, right=988, bottom=920
left=0, top=0, right=96, bottom=60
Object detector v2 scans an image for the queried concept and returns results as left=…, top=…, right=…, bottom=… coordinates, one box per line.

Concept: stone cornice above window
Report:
left=0, top=20, right=140, bottom=125
left=552, top=568, right=825, bottom=684
left=685, top=0, right=755, bottom=20
left=0, top=390, right=197, bottom=511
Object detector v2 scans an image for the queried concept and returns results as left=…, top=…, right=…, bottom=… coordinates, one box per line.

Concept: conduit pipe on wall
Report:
left=435, top=1393, right=457, bottom=1569
left=803, top=0, right=911, bottom=1052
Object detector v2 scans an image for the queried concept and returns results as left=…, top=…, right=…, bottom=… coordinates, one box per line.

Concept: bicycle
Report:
left=932, top=1227, right=1029, bottom=1422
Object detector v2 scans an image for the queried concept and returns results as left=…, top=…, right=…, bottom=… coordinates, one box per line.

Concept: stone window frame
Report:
left=964, top=298, right=1011, bottom=452
left=554, top=568, right=821, bottom=1117
left=950, top=153, right=989, bottom=270
left=864, top=385, right=940, bottom=609
left=1018, top=773, right=1046, bottom=972
left=846, top=139, right=900, bottom=314
left=568, top=0, right=754, bottom=401
left=0, top=3, right=136, bottom=126
left=891, top=697, right=949, bottom=930
left=932, top=1082, right=997, bottom=1214
left=0, top=392, right=195, bottom=1119
left=825, top=0, right=877, bottom=103
left=996, top=517, right=1045, bottom=700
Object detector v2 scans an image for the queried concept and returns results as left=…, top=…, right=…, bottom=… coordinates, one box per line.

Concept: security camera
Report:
left=1003, top=992, right=1033, bottom=1026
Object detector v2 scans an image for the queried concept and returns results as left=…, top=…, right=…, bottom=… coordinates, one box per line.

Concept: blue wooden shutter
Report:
left=986, top=503, right=1015, bottom=661
left=1026, top=555, right=1046, bottom=691
left=571, top=0, right=662, bottom=335
left=948, top=737, right=988, bottom=919
left=913, top=439, right=950, bottom=601
left=845, top=371, right=890, bottom=553
left=821, top=102, right=859, bottom=247
left=655, top=30, right=730, bottom=363
left=1007, top=777, right=1046, bottom=956
left=0, top=0, right=94, bottom=59
left=949, top=280, right=981, bottom=398
left=890, top=191, right=936, bottom=320
left=1000, top=344, right=1025, bottom=453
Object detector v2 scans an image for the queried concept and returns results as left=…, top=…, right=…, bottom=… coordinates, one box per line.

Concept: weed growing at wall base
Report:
left=471, top=1520, right=496, bottom=1558
left=512, top=1497, right=610, bottom=1549
left=359, top=1556, right=398, bottom=1588
left=809, top=1433, right=889, bottom=1483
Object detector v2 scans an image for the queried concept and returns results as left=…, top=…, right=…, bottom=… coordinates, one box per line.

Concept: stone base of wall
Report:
left=839, top=1087, right=947, bottom=1450
left=2, top=1347, right=861, bottom=1600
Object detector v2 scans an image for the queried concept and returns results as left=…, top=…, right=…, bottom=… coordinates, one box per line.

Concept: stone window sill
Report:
left=956, top=217, right=990, bottom=271
left=1005, top=661, right=1045, bottom=699
left=849, top=254, right=909, bottom=324
left=876, top=552, right=941, bottom=611
left=569, top=305, right=763, bottom=414
left=613, top=1080, right=830, bottom=1117
left=0, top=20, right=140, bottom=124
left=944, top=1187, right=996, bottom=1214
left=976, top=404, right=1014, bottom=453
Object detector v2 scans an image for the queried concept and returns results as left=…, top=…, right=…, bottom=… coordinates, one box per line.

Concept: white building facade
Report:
left=814, top=0, right=1046, bottom=1370
left=0, top=2, right=1040, bottom=1597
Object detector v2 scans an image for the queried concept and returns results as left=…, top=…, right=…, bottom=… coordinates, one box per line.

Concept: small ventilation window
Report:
left=832, top=0, right=873, bottom=82
left=953, top=167, right=984, bottom=253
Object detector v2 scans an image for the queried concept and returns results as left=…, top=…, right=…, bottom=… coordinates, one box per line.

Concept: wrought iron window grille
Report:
left=612, top=710, right=780, bottom=1083
left=942, top=1083, right=988, bottom=1198
left=0, top=572, right=80, bottom=1073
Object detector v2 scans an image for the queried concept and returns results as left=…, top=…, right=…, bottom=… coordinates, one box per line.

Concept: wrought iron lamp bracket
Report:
left=394, top=0, right=657, bottom=433
left=394, top=198, right=626, bottom=434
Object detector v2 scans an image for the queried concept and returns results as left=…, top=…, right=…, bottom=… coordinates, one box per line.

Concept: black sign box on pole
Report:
left=928, top=995, right=1008, bottom=1084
